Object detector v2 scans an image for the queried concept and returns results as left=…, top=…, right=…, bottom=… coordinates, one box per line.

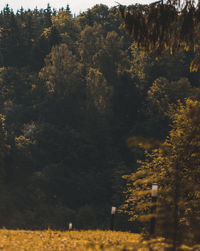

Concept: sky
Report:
left=0, top=0, right=151, bottom=15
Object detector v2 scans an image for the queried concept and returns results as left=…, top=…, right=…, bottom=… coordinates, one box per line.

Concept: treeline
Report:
left=0, top=3, right=200, bottom=230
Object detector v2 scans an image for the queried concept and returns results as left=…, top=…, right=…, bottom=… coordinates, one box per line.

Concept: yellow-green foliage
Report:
left=122, top=99, right=200, bottom=243
left=0, top=229, right=178, bottom=250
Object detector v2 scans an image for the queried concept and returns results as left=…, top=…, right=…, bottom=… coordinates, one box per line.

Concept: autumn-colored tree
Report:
left=122, top=99, right=200, bottom=246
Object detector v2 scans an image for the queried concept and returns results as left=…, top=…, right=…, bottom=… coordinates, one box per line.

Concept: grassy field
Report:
left=0, top=229, right=198, bottom=250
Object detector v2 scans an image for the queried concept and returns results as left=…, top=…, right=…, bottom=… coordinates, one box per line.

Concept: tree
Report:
left=85, top=68, right=113, bottom=141
left=93, top=31, right=130, bottom=82
left=77, top=4, right=109, bottom=28
left=39, top=43, right=82, bottom=97
left=79, top=23, right=105, bottom=67
left=43, top=4, right=52, bottom=27
left=118, top=1, right=200, bottom=71
left=122, top=99, right=200, bottom=246
left=52, top=10, right=80, bottom=53
left=144, top=77, right=195, bottom=138
left=0, top=10, right=24, bottom=67
left=86, top=68, right=112, bottom=117
left=129, top=44, right=197, bottom=85
left=0, top=3, right=196, bottom=230
left=87, top=4, right=109, bottom=25
left=147, top=77, right=194, bottom=116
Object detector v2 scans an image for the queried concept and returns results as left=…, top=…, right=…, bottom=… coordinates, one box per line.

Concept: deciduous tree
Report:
left=122, top=99, right=200, bottom=245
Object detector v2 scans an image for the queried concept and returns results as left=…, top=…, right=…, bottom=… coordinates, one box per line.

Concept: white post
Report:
left=152, top=183, right=158, bottom=197
left=111, top=206, right=117, bottom=215
left=110, top=206, right=117, bottom=230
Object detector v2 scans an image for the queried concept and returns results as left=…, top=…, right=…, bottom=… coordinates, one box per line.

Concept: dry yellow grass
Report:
left=0, top=229, right=198, bottom=250
left=0, top=229, right=141, bottom=251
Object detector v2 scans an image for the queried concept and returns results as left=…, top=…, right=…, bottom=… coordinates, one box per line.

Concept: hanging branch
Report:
left=118, top=0, right=200, bottom=71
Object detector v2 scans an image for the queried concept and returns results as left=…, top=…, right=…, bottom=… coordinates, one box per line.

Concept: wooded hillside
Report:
left=0, top=3, right=199, bottom=232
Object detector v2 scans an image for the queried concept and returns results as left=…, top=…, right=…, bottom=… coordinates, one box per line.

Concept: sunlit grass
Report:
left=0, top=229, right=198, bottom=250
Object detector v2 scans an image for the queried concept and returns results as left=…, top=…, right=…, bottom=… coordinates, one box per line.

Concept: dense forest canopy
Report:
left=119, top=0, right=200, bottom=247
left=0, top=3, right=200, bottom=237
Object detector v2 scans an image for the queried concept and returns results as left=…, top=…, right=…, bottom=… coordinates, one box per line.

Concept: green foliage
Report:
left=79, top=23, right=105, bottom=67
left=39, top=43, right=82, bottom=96
left=0, top=3, right=199, bottom=237
left=86, top=68, right=112, bottom=116
left=147, top=77, right=193, bottom=111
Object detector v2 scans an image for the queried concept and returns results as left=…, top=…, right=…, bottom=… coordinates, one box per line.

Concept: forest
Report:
left=0, top=2, right=200, bottom=244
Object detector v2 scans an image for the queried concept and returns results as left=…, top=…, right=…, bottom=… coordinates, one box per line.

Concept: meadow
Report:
left=0, top=229, right=195, bottom=251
